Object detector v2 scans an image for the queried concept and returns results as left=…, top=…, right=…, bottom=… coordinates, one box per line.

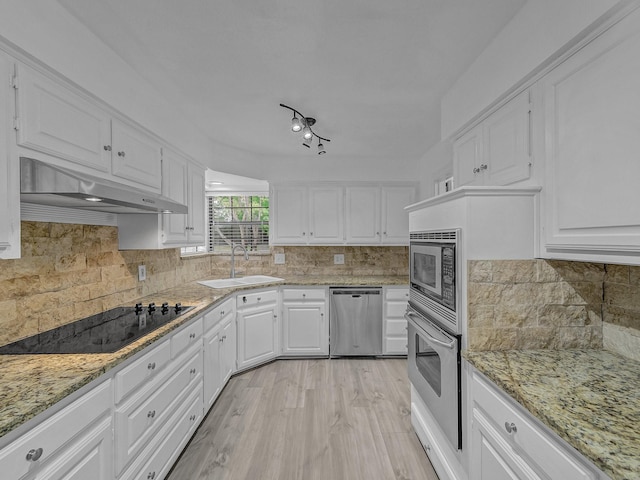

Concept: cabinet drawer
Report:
left=385, top=337, right=408, bottom=354
left=472, top=373, right=597, bottom=480
left=385, top=287, right=409, bottom=301
left=114, top=339, right=171, bottom=404
left=237, top=290, right=278, bottom=309
left=0, top=380, right=111, bottom=480
left=386, top=318, right=408, bottom=336
left=115, top=346, right=202, bottom=473
left=386, top=301, right=408, bottom=318
left=127, top=387, right=202, bottom=480
left=282, top=288, right=326, bottom=301
left=171, top=317, right=203, bottom=358
left=204, top=298, right=234, bottom=334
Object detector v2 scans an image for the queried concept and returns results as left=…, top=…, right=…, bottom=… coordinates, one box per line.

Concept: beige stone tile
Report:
left=490, top=260, right=537, bottom=284
left=545, top=260, right=605, bottom=283
left=467, top=327, right=518, bottom=351
left=101, top=264, right=128, bottom=282
left=21, top=222, right=50, bottom=238
left=467, top=305, right=495, bottom=328
left=562, top=282, right=603, bottom=306
left=468, top=260, right=492, bottom=283
left=0, top=276, right=42, bottom=300
left=38, top=304, right=76, bottom=332
left=551, top=326, right=602, bottom=349
left=467, top=283, right=506, bottom=306
left=629, top=266, right=640, bottom=286
left=494, top=304, right=537, bottom=328
left=604, top=283, right=640, bottom=309
left=13, top=256, right=55, bottom=276
left=536, top=260, right=563, bottom=282
left=602, top=304, right=640, bottom=330
left=538, top=304, right=601, bottom=327
left=605, top=264, right=630, bottom=284
left=55, top=253, right=87, bottom=273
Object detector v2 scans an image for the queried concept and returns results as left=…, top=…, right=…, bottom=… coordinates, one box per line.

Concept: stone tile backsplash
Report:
left=468, top=259, right=640, bottom=359
left=0, top=222, right=408, bottom=347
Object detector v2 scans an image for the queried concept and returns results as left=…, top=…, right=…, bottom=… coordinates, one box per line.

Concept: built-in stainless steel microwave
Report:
left=409, top=230, right=459, bottom=333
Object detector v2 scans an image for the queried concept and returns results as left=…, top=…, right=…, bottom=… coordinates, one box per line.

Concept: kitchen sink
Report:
left=198, top=275, right=284, bottom=289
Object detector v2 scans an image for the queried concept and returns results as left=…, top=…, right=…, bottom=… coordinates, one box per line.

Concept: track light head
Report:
left=280, top=103, right=330, bottom=154
left=291, top=115, right=302, bottom=132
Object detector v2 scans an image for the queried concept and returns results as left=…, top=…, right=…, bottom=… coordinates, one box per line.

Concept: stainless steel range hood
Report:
left=20, top=157, right=188, bottom=214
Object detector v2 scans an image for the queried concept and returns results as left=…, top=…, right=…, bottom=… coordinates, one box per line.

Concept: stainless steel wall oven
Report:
left=407, top=229, right=462, bottom=452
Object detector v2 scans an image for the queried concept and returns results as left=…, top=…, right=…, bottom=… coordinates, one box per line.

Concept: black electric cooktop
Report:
left=0, top=303, right=193, bottom=354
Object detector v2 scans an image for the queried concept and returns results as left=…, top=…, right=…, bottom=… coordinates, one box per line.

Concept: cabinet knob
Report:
left=302, top=293, right=306, bottom=298
left=190, top=414, right=196, bottom=421
left=257, top=297, right=261, bottom=301
left=376, top=232, right=380, bottom=236
left=480, top=164, right=488, bottom=170
left=221, top=310, right=225, bottom=316
left=310, top=232, right=313, bottom=236
left=117, top=151, right=126, bottom=157
left=147, top=410, right=156, bottom=418
left=103, top=145, right=112, bottom=151
left=302, top=232, right=306, bottom=236
left=147, top=362, right=156, bottom=370
left=505, top=421, right=517, bottom=434
left=473, top=167, right=479, bottom=174
left=219, top=337, right=224, bottom=343
left=26, top=448, right=43, bottom=462
left=148, top=473, right=156, bottom=480
left=190, top=333, right=196, bottom=339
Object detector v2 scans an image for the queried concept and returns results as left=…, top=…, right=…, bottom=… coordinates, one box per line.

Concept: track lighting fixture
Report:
left=280, top=103, right=331, bottom=154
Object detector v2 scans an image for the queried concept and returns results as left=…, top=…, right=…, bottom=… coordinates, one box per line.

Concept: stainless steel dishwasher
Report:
left=330, top=287, right=383, bottom=357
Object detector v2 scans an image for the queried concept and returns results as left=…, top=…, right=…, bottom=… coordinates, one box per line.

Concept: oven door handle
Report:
left=405, top=311, right=456, bottom=350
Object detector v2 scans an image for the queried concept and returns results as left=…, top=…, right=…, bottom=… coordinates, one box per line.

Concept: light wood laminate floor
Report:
left=167, top=358, right=439, bottom=480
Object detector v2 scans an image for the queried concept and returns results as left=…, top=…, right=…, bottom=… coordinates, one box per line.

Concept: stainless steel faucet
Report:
left=230, top=243, right=249, bottom=278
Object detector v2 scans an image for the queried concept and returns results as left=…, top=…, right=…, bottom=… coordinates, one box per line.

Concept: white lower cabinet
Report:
left=236, top=290, right=279, bottom=370
left=203, top=298, right=235, bottom=410
left=281, top=287, right=328, bottom=356
left=470, top=369, right=600, bottom=480
left=0, top=380, right=112, bottom=480
left=383, top=286, right=409, bottom=355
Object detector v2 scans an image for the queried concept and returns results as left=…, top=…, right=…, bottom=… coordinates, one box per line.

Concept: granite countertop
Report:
left=0, top=275, right=407, bottom=442
left=465, top=349, right=640, bottom=480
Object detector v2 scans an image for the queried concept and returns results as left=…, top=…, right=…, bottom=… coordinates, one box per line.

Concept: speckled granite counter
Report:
left=465, top=349, right=640, bottom=480
left=0, top=275, right=407, bottom=443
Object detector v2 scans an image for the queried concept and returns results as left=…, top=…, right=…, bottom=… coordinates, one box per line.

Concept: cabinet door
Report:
left=111, top=119, right=162, bottom=191
left=204, top=325, right=222, bottom=410
left=308, top=186, right=344, bottom=243
left=271, top=186, right=308, bottom=244
left=220, top=316, right=236, bottom=384
left=471, top=409, right=541, bottom=480
left=484, top=90, right=531, bottom=186
left=187, top=164, right=206, bottom=244
left=541, top=8, right=640, bottom=260
left=237, top=304, right=278, bottom=370
left=32, top=417, right=113, bottom=480
left=453, top=124, right=483, bottom=187
left=161, top=149, right=189, bottom=244
left=345, top=186, right=380, bottom=244
left=0, top=52, right=19, bottom=259
left=381, top=186, right=415, bottom=244
left=15, top=63, right=111, bottom=173
left=282, top=302, right=328, bottom=355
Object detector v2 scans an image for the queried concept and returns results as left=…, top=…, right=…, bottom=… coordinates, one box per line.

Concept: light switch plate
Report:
left=334, top=254, right=345, bottom=265
left=274, top=253, right=285, bottom=265
left=138, top=265, right=147, bottom=281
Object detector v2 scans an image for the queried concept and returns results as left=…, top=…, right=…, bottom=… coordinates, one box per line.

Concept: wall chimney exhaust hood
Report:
left=20, top=158, right=188, bottom=214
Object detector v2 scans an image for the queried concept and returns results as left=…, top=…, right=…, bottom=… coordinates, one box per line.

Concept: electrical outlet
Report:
left=274, top=253, right=285, bottom=265
left=138, top=265, right=147, bottom=281
left=334, top=254, right=345, bottom=265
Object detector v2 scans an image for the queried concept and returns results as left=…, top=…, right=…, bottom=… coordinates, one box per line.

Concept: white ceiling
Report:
left=57, top=0, right=525, bottom=163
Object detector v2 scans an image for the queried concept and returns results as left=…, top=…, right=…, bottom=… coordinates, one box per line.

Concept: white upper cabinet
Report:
left=118, top=150, right=205, bottom=249
left=381, top=186, right=415, bottom=244
left=0, top=51, right=19, bottom=259
left=308, top=186, right=344, bottom=243
left=271, top=185, right=308, bottom=244
left=540, top=7, right=640, bottom=264
left=271, top=185, right=344, bottom=245
left=15, top=63, right=112, bottom=173
left=454, top=90, right=531, bottom=188
left=111, top=119, right=162, bottom=190
left=15, top=62, right=162, bottom=192
left=272, top=183, right=416, bottom=246
left=345, top=186, right=381, bottom=244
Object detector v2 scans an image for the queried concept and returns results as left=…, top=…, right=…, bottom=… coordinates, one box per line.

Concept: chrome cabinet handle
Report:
left=26, top=448, right=43, bottom=462
left=147, top=410, right=156, bottom=418
left=147, top=362, right=156, bottom=370
left=189, top=333, right=196, bottom=339
left=103, top=145, right=112, bottom=151
left=505, top=422, right=517, bottom=434
left=117, top=151, right=126, bottom=157
left=148, top=472, right=156, bottom=479
left=190, top=368, right=196, bottom=374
